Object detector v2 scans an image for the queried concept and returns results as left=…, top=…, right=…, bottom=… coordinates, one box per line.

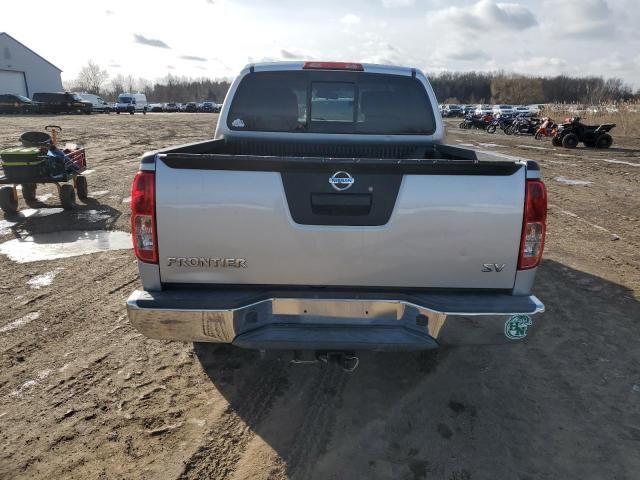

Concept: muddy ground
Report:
left=0, top=113, right=638, bottom=480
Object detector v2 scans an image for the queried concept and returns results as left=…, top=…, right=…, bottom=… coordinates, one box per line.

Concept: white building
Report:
left=0, top=32, right=63, bottom=97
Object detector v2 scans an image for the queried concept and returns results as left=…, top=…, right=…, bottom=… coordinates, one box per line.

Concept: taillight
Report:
left=302, top=61, right=364, bottom=71
left=131, top=171, right=158, bottom=264
left=518, top=179, right=547, bottom=269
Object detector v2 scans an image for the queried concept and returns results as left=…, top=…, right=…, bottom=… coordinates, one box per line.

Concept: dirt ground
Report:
left=0, top=113, right=639, bottom=480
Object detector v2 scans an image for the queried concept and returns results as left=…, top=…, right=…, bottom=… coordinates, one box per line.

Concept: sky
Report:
left=2, top=0, right=639, bottom=87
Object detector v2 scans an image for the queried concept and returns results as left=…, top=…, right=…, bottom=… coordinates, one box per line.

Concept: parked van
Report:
left=31, top=92, right=93, bottom=114
left=115, top=93, right=148, bottom=114
left=75, top=92, right=111, bottom=113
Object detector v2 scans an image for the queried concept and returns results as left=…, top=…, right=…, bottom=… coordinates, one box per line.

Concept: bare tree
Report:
left=75, top=61, right=109, bottom=94
left=109, top=74, right=125, bottom=97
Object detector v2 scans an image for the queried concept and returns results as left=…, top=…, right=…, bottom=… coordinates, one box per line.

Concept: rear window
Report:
left=227, top=70, right=436, bottom=135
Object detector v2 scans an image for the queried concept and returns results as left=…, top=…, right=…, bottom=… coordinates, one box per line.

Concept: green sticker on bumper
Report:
left=505, top=315, right=532, bottom=340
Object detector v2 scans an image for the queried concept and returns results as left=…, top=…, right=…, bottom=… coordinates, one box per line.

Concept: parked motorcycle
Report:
left=552, top=117, right=615, bottom=148
left=505, top=115, right=541, bottom=136
left=459, top=113, right=494, bottom=130
left=534, top=117, right=557, bottom=140
left=486, top=116, right=513, bottom=134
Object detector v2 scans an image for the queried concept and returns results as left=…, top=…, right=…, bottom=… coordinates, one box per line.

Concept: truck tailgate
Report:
left=154, top=155, right=525, bottom=289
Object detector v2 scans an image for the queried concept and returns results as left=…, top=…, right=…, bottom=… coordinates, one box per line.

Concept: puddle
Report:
left=1, top=208, right=64, bottom=235
left=604, top=159, right=640, bottom=167
left=0, top=312, right=40, bottom=334
left=91, top=190, right=110, bottom=197
left=83, top=169, right=95, bottom=175
left=21, top=208, right=64, bottom=218
left=555, top=176, right=592, bottom=186
left=76, top=209, right=112, bottom=222
left=554, top=153, right=576, bottom=158
left=518, top=145, right=550, bottom=151
left=37, top=193, right=54, bottom=201
left=456, top=143, right=475, bottom=147
left=476, top=143, right=505, bottom=148
left=0, top=230, right=131, bottom=263
left=27, top=267, right=64, bottom=289
left=122, top=196, right=132, bottom=204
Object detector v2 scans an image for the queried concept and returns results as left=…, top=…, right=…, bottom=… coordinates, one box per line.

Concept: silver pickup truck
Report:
left=127, top=61, right=546, bottom=359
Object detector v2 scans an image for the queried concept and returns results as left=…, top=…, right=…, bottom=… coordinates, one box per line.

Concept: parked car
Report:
left=163, top=103, right=179, bottom=112
left=460, top=105, right=476, bottom=115
left=514, top=106, right=532, bottom=117
left=148, top=103, right=164, bottom=112
left=32, top=92, right=92, bottom=114
left=0, top=94, right=40, bottom=114
left=201, top=101, right=216, bottom=112
left=528, top=104, right=544, bottom=115
left=184, top=102, right=198, bottom=112
left=474, top=104, right=493, bottom=115
left=115, top=93, right=148, bottom=114
left=75, top=92, right=111, bottom=113
left=492, top=104, right=515, bottom=116
left=443, top=104, right=463, bottom=117
left=126, top=61, right=546, bottom=366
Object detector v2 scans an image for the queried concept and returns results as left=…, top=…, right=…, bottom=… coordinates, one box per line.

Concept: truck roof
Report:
left=244, top=61, right=417, bottom=77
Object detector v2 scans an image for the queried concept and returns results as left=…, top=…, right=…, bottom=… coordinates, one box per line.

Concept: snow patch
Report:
left=0, top=312, right=40, bottom=334
left=27, top=267, right=64, bottom=289
left=603, top=159, right=640, bottom=168
left=555, top=176, right=592, bottom=186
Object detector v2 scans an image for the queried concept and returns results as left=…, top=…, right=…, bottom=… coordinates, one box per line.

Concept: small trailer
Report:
left=0, top=126, right=89, bottom=214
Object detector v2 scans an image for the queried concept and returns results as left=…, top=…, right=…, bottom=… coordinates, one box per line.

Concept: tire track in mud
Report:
left=279, top=364, right=349, bottom=480
left=178, top=359, right=287, bottom=480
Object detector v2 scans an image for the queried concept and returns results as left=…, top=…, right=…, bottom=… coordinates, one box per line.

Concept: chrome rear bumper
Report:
left=126, top=289, right=544, bottom=350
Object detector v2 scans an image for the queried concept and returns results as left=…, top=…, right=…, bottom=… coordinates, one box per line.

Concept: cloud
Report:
left=105, top=9, right=115, bottom=15
left=448, top=47, right=490, bottom=62
left=340, top=14, right=360, bottom=26
left=360, top=42, right=406, bottom=66
left=179, top=55, right=207, bottom=62
left=430, top=0, right=537, bottom=31
left=280, top=49, right=303, bottom=59
left=509, top=56, right=569, bottom=75
left=547, top=0, right=614, bottom=38
left=167, top=65, right=175, bottom=70
left=133, top=34, right=170, bottom=49
left=381, top=0, right=415, bottom=6
left=108, top=63, right=121, bottom=68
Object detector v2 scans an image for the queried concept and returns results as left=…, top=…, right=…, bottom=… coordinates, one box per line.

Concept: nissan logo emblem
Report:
left=329, top=171, right=354, bottom=191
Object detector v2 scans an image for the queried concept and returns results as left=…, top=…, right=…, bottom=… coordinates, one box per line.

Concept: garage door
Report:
left=0, top=70, right=27, bottom=96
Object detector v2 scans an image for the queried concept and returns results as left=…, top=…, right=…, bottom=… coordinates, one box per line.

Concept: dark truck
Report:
left=126, top=62, right=547, bottom=367
left=31, top=92, right=92, bottom=114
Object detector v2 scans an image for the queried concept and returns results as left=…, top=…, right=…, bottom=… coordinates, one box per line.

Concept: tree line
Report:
left=66, top=61, right=637, bottom=105
left=431, top=72, right=638, bottom=105
left=64, top=61, right=231, bottom=103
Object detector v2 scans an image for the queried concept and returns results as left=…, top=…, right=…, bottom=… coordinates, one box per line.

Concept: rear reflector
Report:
left=131, top=171, right=158, bottom=264
left=303, top=61, right=364, bottom=71
left=518, top=179, right=547, bottom=270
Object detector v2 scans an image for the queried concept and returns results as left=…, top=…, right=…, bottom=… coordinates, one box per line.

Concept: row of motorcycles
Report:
left=459, top=113, right=553, bottom=138
left=458, top=113, right=616, bottom=148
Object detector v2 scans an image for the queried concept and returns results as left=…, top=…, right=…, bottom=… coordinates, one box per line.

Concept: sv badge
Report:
left=482, top=263, right=506, bottom=272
